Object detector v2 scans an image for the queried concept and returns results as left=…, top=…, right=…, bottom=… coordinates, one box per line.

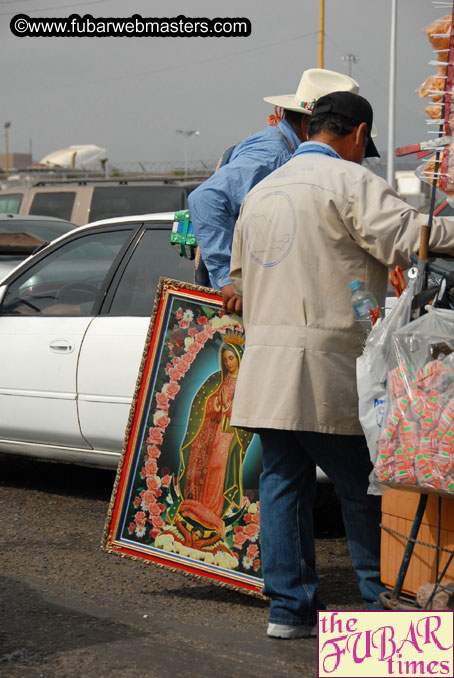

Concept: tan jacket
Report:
left=230, top=151, right=454, bottom=434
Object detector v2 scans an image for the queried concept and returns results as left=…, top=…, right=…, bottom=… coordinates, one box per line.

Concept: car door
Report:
left=76, top=224, right=195, bottom=452
left=0, top=226, right=135, bottom=449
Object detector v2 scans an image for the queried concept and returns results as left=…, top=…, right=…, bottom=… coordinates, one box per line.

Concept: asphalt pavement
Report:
left=0, top=453, right=364, bottom=678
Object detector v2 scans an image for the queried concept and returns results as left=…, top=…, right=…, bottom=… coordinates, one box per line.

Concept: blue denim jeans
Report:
left=258, top=429, right=385, bottom=626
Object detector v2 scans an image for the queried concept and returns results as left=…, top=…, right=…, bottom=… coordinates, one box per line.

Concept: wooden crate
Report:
left=381, top=488, right=454, bottom=597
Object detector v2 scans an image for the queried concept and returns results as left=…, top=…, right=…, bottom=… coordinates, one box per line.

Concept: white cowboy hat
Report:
left=264, top=68, right=360, bottom=115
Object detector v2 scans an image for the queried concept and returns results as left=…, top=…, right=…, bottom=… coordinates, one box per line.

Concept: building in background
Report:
left=0, top=153, right=32, bottom=171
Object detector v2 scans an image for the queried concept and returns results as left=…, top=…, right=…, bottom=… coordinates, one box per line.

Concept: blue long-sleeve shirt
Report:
left=188, top=119, right=301, bottom=289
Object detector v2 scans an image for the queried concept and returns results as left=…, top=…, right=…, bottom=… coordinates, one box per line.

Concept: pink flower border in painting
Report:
left=126, top=303, right=261, bottom=575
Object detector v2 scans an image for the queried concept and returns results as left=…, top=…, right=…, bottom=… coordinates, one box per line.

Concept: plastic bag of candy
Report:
left=357, top=280, right=415, bottom=494
left=374, top=307, right=454, bottom=495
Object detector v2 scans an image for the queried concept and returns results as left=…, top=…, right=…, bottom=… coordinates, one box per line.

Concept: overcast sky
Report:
left=0, top=0, right=447, bottom=168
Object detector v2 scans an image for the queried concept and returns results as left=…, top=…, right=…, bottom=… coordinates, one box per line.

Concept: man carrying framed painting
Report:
left=229, top=91, right=454, bottom=639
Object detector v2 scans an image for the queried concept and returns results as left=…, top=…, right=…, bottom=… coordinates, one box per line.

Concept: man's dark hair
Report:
left=308, top=112, right=370, bottom=148
left=284, top=109, right=306, bottom=126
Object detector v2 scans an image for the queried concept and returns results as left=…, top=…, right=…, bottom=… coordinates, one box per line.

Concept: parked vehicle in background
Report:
left=0, top=212, right=196, bottom=468
left=0, top=177, right=202, bottom=225
left=0, top=213, right=75, bottom=278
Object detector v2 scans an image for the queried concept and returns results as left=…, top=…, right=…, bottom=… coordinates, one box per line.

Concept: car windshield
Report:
left=0, top=218, right=73, bottom=243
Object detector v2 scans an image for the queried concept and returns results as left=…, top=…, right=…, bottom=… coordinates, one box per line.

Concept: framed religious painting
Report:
left=102, top=278, right=263, bottom=595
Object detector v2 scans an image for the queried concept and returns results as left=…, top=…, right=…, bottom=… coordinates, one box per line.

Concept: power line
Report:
left=11, top=30, right=318, bottom=92
left=324, top=32, right=387, bottom=92
left=324, top=31, right=431, bottom=140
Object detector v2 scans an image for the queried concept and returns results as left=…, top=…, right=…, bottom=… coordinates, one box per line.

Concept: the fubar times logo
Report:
left=317, top=611, right=453, bottom=677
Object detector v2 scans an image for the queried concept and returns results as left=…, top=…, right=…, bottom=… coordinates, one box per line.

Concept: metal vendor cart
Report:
left=378, top=1, right=454, bottom=610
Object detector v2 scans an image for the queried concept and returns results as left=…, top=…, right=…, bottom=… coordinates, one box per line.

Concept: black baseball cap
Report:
left=311, top=91, right=380, bottom=158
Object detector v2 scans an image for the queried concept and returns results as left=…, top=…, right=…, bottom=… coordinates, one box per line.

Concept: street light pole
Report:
left=175, top=129, right=200, bottom=177
left=341, top=54, right=359, bottom=78
left=4, top=122, right=10, bottom=178
left=387, top=0, right=397, bottom=188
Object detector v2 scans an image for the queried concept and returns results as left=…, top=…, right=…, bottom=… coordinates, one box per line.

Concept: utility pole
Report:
left=318, top=0, right=325, bottom=68
left=175, top=129, right=200, bottom=177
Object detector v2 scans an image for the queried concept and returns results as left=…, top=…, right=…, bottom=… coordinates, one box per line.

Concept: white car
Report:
left=0, top=211, right=394, bottom=480
left=0, top=212, right=194, bottom=468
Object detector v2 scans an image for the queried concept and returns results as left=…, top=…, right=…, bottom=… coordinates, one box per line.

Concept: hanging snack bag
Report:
left=374, top=308, right=454, bottom=495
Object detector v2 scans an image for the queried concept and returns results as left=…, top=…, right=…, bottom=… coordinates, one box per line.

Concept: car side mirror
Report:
left=0, top=285, right=7, bottom=306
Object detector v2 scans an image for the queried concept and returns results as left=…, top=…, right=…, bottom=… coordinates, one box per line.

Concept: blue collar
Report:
left=278, top=119, right=303, bottom=154
left=293, top=141, right=341, bottom=160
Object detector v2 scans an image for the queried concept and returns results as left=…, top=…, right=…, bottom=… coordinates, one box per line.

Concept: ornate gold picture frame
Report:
left=102, top=278, right=263, bottom=594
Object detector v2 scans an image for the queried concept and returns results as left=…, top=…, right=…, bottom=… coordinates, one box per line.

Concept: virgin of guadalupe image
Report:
left=163, top=331, right=253, bottom=560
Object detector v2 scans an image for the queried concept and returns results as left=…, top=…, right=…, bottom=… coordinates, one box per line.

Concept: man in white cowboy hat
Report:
left=229, top=90, right=454, bottom=639
left=187, top=68, right=359, bottom=308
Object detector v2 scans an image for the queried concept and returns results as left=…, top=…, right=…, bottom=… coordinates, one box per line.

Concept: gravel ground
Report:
left=0, top=453, right=365, bottom=678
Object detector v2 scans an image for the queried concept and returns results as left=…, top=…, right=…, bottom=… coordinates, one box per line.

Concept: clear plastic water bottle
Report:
left=349, top=279, right=378, bottom=330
